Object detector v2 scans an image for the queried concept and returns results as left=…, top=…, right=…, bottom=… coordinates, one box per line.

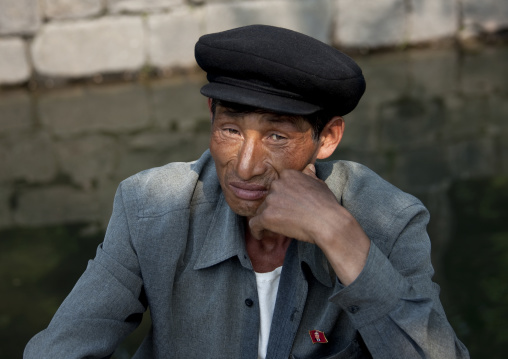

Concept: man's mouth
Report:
left=228, top=181, right=268, bottom=201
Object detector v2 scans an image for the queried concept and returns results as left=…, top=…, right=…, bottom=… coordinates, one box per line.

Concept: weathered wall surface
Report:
left=0, top=0, right=507, bottom=85
left=1, top=47, right=507, bottom=230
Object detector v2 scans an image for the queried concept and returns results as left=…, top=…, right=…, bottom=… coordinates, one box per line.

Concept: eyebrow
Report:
left=219, top=109, right=245, bottom=118
left=264, top=114, right=307, bottom=131
left=216, top=108, right=308, bottom=131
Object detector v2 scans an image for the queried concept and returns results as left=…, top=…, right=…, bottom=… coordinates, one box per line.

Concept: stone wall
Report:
left=1, top=46, right=507, bottom=230
left=0, top=0, right=507, bottom=85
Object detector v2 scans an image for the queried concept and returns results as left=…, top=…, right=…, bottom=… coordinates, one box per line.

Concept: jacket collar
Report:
left=194, top=194, right=251, bottom=270
left=194, top=193, right=333, bottom=287
left=296, top=241, right=334, bottom=287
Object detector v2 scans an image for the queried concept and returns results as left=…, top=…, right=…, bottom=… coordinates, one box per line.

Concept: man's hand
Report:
left=248, top=164, right=371, bottom=285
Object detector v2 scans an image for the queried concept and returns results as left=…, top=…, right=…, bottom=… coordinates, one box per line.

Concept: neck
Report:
left=245, top=219, right=291, bottom=273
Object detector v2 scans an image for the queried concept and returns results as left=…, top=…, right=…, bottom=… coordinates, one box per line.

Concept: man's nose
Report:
left=235, top=138, right=266, bottom=180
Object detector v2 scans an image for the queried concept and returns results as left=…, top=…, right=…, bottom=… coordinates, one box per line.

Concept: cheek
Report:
left=209, top=134, right=238, bottom=179
left=271, top=143, right=319, bottom=171
left=210, top=134, right=230, bottom=164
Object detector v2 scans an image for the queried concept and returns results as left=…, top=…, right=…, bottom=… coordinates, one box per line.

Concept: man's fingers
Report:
left=249, top=165, right=321, bottom=242
left=249, top=216, right=284, bottom=241
left=302, top=163, right=318, bottom=179
left=248, top=216, right=264, bottom=240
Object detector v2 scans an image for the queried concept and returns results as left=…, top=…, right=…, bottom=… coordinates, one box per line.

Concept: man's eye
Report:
left=224, top=128, right=239, bottom=135
left=269, top=134, right=286, bottom=141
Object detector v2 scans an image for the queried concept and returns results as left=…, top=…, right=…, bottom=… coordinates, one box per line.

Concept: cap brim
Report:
left=200, top=83, right=322, bottom=116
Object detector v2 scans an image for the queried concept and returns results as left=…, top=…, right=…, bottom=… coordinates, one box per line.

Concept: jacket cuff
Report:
left=329, top=242, right=408, bottom=328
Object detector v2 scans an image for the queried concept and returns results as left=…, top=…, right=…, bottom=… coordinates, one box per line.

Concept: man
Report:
left=25, top=25, right=469, bottom=358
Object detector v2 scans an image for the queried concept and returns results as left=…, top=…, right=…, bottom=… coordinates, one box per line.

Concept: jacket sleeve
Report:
left=24, top=182, right=146, bottom=359
left=329, top=203, right=470, bottom=358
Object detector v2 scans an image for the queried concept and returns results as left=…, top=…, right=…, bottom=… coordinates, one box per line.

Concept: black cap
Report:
left=195, top=24, right=366, bottom=116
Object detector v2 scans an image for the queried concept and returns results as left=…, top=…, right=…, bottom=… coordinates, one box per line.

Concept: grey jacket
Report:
left=25, top=150, right=469, bottom=359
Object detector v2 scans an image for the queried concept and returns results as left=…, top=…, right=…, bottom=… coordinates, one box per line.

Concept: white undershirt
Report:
left=255, top=266, right=283, bottom=359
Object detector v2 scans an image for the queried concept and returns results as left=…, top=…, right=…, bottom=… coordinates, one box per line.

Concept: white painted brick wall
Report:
left=31, top=16, right=145, bottom=77
left=42, top=0, right=105, bottom=20
left=335, top=0, right=406, bottom=47
left=107, top=0, right=184, bottom=13
left=204, top=0, right=333, bottom=44
left=148, top=8, right=204, bottom=68
left=0, top=0, right=41, bottom=35
left=0, top=0, right=507, bottom=83
left=0, top=38, right=31, bottom=84
left=408, top=0, right=457, bottom=43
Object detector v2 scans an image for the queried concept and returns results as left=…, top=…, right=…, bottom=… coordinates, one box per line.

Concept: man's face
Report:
left=210, top=104, right=322, bottom=218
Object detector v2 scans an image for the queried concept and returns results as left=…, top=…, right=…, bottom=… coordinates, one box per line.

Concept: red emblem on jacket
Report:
left=309, top=330, right=328, bottom=344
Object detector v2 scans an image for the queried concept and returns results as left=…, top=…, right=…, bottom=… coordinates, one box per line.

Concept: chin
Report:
left=226, top=198, right=260, bottom=218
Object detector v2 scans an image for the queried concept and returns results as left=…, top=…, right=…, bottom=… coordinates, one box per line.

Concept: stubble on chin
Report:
left=226, top=195, right=262, bottom=218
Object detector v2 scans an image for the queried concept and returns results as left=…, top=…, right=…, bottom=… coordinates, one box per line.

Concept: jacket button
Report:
left=245, top=298, right=254, bottom=307
left=348, top=305, right=360, bottom=313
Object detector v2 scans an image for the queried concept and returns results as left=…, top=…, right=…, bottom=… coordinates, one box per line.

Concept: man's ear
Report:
left=316, top=116, right=344, bottom=160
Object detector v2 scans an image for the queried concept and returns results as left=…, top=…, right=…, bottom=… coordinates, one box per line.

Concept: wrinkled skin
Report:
left=209, top=100, right=370, bottom=284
